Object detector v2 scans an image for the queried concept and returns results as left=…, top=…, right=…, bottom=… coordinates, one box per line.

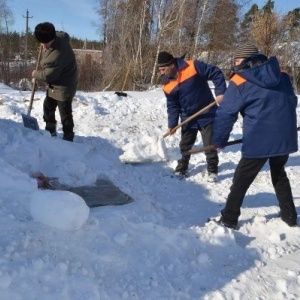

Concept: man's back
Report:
left=213, top=55, right=298, bottom=158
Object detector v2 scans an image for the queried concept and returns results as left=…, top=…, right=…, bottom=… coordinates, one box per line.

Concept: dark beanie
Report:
left=34, top=22, right=56, bottom=43
left=157, top=51, right=175, bottom=67
left=234, top=44, right=259, bottom=59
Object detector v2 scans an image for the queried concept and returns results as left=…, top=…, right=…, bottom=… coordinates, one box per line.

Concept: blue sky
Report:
left=8, top=0, right=300, bottom=41
left=9, top=0, right=100, bottom=40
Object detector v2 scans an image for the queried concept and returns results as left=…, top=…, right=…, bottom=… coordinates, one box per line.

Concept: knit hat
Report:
left=157, top=51, right=175, bottom=67
left=234, top=44, right=259, bottom=59
left=34, top=22, right=56, bottom=43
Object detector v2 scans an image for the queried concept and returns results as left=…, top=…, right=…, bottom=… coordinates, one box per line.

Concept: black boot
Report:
left=45, top=122, right=57, bottom=137
left=175, top=158, right=189, bottom=175
left=217, top=215, right=238, bottom=230
left=63, top=132, right=74, bottom=142
left=279, top=211, right=297, bottom=227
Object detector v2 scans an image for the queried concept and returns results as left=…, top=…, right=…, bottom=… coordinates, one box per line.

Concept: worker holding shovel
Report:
left=158, top=51, right=226, bottom=182
left=211, top=44, right=298, bottom=229
left=32, top=22, right=78, bottom=142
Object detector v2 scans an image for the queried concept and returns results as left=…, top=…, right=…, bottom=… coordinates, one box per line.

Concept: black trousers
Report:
left=221, top=155, right=296, bottom=222
left=180, top=123, right=218, bottom=174
left=43, top=94, right=74, bottom=135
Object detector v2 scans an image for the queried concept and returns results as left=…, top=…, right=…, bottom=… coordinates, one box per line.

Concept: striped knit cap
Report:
left=234, top=44, right=259, bottom=59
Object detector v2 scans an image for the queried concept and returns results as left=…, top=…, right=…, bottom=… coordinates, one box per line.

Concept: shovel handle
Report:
left=163, top=101, right=217, bottom=138
left=27, top=45, right=43, bottom=115
left=186, top=139, right=242, bottom=155
left=186, top=126, right=300, bottom=155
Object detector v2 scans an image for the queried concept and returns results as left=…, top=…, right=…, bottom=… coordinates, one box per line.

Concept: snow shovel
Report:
left=22, top=45, right=43, bottom=130
left=185, top=126, right=300, bottom=155
left=119, top=101, right=217, bottom=164
left=162, top=101, right=217, bottom=138
left=185, top=139, right=242, bottom=155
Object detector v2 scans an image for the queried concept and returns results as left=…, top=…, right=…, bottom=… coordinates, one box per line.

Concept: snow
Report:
left=119, top=136, right=169, bottom=163
left=0, top=82, right=299, bottom=299
left=30, top=190, right=90, bottom=231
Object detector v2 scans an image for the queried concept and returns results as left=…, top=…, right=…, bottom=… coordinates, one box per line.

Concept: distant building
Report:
left=73, top=49, right=103, bottom=66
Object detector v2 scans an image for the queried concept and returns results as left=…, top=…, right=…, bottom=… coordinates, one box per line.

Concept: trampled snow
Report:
left=0, top=82, right=299, bottom=299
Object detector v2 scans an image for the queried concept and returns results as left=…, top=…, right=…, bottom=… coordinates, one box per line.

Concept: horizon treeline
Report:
left=1, top=0, right=300, bottom=92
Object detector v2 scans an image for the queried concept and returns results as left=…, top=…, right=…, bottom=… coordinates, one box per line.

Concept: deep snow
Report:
left=0, top=82, right=299, bottom=300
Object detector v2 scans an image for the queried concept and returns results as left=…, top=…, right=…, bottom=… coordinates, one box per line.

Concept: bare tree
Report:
left=150, top=0, right=186, bottom=84
left=280, top=9, right=300, bottom=93
left=95, top=0, right=300, bottom=90
left=0, top=0, right=13, bottom=33
left=203, top=0, right=239, bottom=64
left=192, top=0, right=210, bottom=57
left=250, top=10, right=285, bottom=56
left=0, top=0, right=14, bottom=83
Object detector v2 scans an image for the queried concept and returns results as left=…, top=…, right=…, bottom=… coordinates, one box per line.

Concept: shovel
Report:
left=162, top=101, right=217, bottom=138
left=119, top=101, right=217, bottom=164
left=21, top=45, right=43, bottom=130
left=184, top=139, right=242, bottom=155
left=185, top=126, right=300, bottom=155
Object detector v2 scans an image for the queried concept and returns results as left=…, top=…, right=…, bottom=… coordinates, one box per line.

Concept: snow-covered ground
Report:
left=0, top=82, right=299, bottom=299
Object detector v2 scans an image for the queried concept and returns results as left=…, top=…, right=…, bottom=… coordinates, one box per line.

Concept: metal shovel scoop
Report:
left=120, top=101, right=217, bottom=164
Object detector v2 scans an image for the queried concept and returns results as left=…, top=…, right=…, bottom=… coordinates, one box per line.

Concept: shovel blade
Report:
left=119, top=136, right=169, bottom=164
left=22, top=114, right=39, bottom=131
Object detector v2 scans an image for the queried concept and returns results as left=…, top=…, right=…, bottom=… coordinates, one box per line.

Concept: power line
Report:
left=23, top=9, right=33, bottom=63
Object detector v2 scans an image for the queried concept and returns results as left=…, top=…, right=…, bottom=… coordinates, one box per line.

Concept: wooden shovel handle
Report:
left=163, top=101, right=217, bottom=138
left=27, top=45, right=43, bottom=115
left=186, top=139, right=242, bottom=155
left=186, top=126, right=300, bottom=155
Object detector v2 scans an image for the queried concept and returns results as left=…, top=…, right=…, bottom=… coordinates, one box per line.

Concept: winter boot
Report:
left=63, top=132, right=74, bottom=142
left=175, top=158, right=189, bottom=175
left=207, top=172, right=218, bottom=183
left=45, top=122, right=57, bottom=137
left=279, top=211, right=297, bottom=227
left=216, top=215, right=238, bottom=230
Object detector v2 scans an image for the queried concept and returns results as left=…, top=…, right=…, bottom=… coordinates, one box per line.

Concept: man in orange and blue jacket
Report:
left=158, top=51, right=226, bottom=182
left=211, top=44, right=298, bottom=229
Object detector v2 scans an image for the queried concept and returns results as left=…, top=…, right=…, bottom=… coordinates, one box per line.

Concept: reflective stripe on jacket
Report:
left=212, top=56, right=298, bottom=158
left=162, top=58, right=226, bottom=129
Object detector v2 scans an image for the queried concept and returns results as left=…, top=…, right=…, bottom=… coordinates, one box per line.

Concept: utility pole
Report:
left=23, top=9, right=33, bottom=64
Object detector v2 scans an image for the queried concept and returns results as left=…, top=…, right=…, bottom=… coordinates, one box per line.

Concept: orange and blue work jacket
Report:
left=212, top=56, right=298, bottom=158
left=161, top=58, right=226, bottom=129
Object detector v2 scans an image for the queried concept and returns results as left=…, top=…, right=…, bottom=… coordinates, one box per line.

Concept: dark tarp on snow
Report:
left=31, top=173, right=133, bottom=208
left=64, top=178, right=133, bottom=207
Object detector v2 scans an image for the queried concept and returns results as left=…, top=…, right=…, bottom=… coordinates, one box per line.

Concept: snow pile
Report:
left=30, top=190, right=90, bottom=231
left=119, top=136, right=168, bottom=163
left=0, top=82, right=299, bottom=299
